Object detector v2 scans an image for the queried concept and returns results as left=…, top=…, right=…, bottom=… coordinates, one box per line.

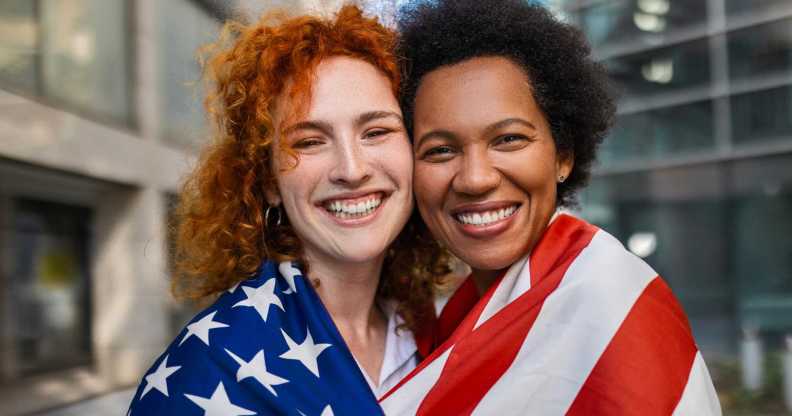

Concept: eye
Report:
left=363, top=128, right=391, bottom=140
left=493, top=134, right=532, bottom=149
left=293, top=137, right=325, bottom=149
left=420, top=145, right=457, bottom=162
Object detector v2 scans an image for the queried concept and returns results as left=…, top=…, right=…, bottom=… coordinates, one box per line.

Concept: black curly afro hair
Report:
left=398, top=0, right=616, bottom=207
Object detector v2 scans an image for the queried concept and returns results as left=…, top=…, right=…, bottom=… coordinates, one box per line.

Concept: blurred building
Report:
left=0, top=0, right=340, bottom=414
left=552, top=0, right=792, bottom=359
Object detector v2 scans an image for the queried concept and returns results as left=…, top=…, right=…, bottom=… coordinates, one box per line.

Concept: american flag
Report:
left=380, top=214, right=722, bottom=415
left=127, top=261, right=383, bottom=415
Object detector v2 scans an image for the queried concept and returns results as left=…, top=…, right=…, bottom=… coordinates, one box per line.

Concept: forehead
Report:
left=275, top=56, right=401, bottom=125
left=413, top=56, right=540, bottom=129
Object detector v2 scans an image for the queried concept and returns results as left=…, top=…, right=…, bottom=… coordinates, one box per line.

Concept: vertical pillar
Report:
left=740, top=325, right=763, bottom=391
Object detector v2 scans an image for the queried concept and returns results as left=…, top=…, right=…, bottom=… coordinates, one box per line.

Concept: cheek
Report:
left=413, top=163, right=451, bottom=211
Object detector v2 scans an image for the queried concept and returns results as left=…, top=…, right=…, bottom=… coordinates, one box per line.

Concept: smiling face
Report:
left=412, top=56, right=573, bottom=280
left=269, top=56, right=413, bottom=267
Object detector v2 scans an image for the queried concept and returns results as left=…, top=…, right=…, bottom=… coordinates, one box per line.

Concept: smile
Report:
left=321, top=192, right=384, bottom=220
left=454, top=204, right=518, bottom=227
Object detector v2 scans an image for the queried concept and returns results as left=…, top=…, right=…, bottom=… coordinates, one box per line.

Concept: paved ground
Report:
left=32, top=388, right=135, bottom=416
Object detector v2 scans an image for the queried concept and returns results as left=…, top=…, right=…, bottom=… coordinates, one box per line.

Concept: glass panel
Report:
left=728, top=18, right=792, bottom=81
left=601, top=100, right=713, bottom=163
left=726, top=0, right=792, bottom=16
left=605, top=38, right=710, bottom=99
left=11, top=199, right=92, bottom=375
left=0, top=0, right=38, bottom=92
left=40, top=0, right=131, bottom=125
left=157, top=0, right=221, bottom=148
left=731, top=85, right=792, bottom=145
left=580, top=0, right=707, bottom=49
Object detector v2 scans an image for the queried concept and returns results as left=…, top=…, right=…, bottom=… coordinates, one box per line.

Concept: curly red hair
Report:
left=172, top=5, right=449, bottom=332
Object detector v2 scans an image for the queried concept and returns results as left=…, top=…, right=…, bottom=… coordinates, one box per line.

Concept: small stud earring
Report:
left=558, top=175, right=566, bottom=183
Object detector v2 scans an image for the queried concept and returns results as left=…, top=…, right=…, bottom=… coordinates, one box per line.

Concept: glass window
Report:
left=600, top=100, right=714, bottom=164
left=731, top=85, right=792, bottom=145
left=0, top=1, right=38, bottom=92
left=727, top=18, right=792, bottom=82
left=605, top=38, right=710, bottom=99
left=157, top=1, right=221, bottom=148
left=9, top=199, right=92, bottom=375
left=0, top=0, right=131, bottom=127
left=580, top=0, right=707, bottom=49
left=726, top=0, right=792, bottom=16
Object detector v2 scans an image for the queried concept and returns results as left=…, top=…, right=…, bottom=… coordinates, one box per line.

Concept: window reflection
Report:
left=602, top=100, right=713, bottom=163
left=731, top=85, right=792, bottom=145
left=580, top=0, right=707, bottom=49
left=728, top=17, right=792, bottom=82
left=606, top=38, right=710, bottom=99
left=0, top=1, right=37, bottom=92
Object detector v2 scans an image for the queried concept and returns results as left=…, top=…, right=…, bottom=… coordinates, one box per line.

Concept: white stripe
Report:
left=473, top=252, right=530, bottom=329
left=380, top=348, right=453, bottom=415
left=672, top=352, right=722, bottom=416
left=472, top=230, right=658, bottom=415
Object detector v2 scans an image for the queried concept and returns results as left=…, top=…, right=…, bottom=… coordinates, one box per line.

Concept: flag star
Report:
left=225, top=348, right=288, bottom=396
left=233, top=278, right=284, bottom=322
left=141, top=355, right=181, bottom=398
left=228, top=281, right=241, bottom=293
left=321, top=405, right=334, bottom=416
left=279, top=261, right=302, bottom=294
left=279, top=327, right=331, bottom=377
left=179, top=311, right=229, bottom=347
left=184, top=382, right=255, bottom=416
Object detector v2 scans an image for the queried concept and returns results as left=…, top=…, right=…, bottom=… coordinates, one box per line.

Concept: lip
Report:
left=317, top=190, right=390, bottom=227
left=449, top=201, right=521, bottom=240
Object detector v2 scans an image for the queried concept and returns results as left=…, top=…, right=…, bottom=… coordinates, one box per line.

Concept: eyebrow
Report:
left=280, top=111, right=403, bottom=137
left=415, top=117, right=537, bottom=148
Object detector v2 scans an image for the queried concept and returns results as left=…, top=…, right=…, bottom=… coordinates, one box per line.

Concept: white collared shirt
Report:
left=355, top=303, right=419, bottom=398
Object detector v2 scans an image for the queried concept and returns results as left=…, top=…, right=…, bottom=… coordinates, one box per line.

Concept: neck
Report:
left=469, top=268, right=503, bottom=296
left=303, top=249, right=385, bottom=334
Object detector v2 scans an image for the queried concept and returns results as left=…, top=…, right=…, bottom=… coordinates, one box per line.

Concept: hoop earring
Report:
left=265, top=205, right=282, bottom=228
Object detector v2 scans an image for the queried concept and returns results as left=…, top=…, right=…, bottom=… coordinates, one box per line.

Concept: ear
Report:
left=556, top=150, right=574, bottom=182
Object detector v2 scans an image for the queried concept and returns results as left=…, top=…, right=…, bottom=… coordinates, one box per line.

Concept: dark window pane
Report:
left=601, top=100, right=714, bottom=163
left=731, top=85, right=792, bottom=144
left=726, top=0, right=792, bottom=16
left=581, top=0, right=707, bottom=49
left=606, top=38, right=710, bottom=99
left=728, top=18, right=792, bottom=81
left=0, top=0, right=38, bottom=92
left=11, top=199, right=92, bottom=375
left=40, top=0, right=131, bottom=125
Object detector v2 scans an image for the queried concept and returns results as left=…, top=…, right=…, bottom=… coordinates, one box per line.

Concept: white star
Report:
left=233, top=278, right=284, bottom=321
left=179, top=311, right=229, bottom=347
left=279, top=327, right=331, bottom=377
left=141, top=354, right=181, bottom=398
left=279, top=261, right=302, bottom=294
left=321, top=405, right=334, bottom=416
left=228, top=281, right=241, bottom=293
left=225, top=348, right=289, bottom=396
left=184, top=382, right=255, bottom=416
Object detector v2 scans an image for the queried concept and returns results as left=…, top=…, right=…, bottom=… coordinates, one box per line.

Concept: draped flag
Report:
left=381, top=214, right=722, bottom=416
left=127, top=261, right=383, bottom=416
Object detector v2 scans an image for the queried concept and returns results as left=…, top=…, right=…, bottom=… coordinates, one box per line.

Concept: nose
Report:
left=329, top=139, right=372, bottom=187
left=451, top=147, right=501, bottom=196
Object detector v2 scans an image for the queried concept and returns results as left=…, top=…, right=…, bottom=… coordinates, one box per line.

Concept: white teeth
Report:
left=456, top=205, right=517, bottom=226
left=324, top=195, right=382, bottom=218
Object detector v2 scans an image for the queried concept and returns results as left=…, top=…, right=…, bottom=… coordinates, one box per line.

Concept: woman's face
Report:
left=412, top=56, right=573, bottom=276
left=270, top=56, right=413, bottom=267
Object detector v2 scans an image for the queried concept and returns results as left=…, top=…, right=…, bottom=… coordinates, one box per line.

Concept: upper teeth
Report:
left=325, top=196, right=382, bottom=217
left=456, top=206, right=517, bottom=226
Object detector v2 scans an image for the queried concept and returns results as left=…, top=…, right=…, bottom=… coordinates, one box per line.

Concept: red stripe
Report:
left=415, top=277, right=480, bottom=359
left=566, top=277, right=698, bottom=415
left=415, top=215, right=598, bottom=415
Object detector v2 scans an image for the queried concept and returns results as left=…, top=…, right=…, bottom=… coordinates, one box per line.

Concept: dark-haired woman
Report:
left=381, top=1, right=721, bottom=415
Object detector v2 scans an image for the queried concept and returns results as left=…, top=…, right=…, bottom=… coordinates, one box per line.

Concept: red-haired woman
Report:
left=127, top=6, right=446, bottom=415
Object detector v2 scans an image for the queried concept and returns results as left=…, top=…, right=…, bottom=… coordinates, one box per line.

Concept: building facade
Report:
left=552, top=0, right=792, bottom=359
